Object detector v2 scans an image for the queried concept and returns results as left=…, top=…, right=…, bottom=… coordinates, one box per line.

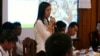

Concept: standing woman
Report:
left=34, top=2, right=55, bottom=53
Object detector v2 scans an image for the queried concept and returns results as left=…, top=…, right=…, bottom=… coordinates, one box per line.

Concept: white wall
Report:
left=2, top=0, right=8, bottom=24
left=2, top=0, right=35, bottom=40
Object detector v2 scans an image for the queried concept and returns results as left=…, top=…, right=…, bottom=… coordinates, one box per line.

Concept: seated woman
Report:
left=91, top=21, right=100, bottom=51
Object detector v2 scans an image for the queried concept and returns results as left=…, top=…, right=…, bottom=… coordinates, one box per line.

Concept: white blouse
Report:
left=34, top=19, right=51, bottom=53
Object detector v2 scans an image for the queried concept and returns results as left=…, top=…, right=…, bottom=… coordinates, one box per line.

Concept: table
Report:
left=73, top=50, right=100, bottom=56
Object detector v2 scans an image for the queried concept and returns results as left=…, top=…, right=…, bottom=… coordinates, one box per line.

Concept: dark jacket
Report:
left=91, top=30, right=100, bottom=51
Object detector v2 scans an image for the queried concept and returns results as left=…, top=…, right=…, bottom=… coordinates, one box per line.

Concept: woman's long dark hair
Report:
left=35, top=2, right=50, bottom=25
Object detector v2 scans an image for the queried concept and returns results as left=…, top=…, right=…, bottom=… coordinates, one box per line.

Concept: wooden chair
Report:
left=23, top=37, right=37, bottom=56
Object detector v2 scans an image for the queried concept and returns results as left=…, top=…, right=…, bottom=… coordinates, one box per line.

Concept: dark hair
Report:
left=68, top=22, right=78, bottom=29
left=2, top=22, right=15, bottom=30
left=36, top=51, right=46, bottom=56
left=13, top=22, right=21, bottom=28
left=0, top=30, right=18, bottom=43
left=45, top=33, right=72, bottom=56
left=36, top=2, right=50, bottom=25
left=55, top=21, right=66, bottom=32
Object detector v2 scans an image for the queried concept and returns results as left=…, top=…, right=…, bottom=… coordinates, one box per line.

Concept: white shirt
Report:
left=34, top=19, right=51, bottom=53
left=16, top=40, right=23, bottom=56
left=0, top=45, right=9, bottom=56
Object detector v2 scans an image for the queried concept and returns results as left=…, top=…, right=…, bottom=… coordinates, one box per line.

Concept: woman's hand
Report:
left=47, top=16, right=55, bottom=33
left=49, top=16, right=55, bottom=26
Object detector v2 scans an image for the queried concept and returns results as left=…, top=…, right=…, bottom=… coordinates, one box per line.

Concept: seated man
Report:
left=66, top=22, right=78, bottom=50
left=13, top=22, right=23, bottom=56
left=0, top=30, right=18, bottom=56
left=2, top=21, right=19, bottom=56
left=45, top=33, right=72, bottom=56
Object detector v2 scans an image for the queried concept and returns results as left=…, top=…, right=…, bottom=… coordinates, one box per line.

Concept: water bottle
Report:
left=88, top=46, right=94, bottom=56
left=80, top=49, right=85, bottom=56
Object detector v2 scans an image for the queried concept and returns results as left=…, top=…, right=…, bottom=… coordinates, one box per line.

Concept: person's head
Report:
left=96, top=21, right=100, bottom=31
left=0, top=30, right=18, bottom=51
left=37, top=2, right=51, bottom=20
left=2, top=22, right=15, bottom=31
left=36, top=51, right=46, bottom=56
left=13, top=22, right=22, bottom=36
left=67, top=22, right=78, bottom=36
left=45, top=33, right=72, bottom=56
left=55, top=21, right=66, bottom=33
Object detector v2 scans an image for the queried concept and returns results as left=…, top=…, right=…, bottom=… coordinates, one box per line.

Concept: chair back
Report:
left=23, top=37, right=37, bottom=56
